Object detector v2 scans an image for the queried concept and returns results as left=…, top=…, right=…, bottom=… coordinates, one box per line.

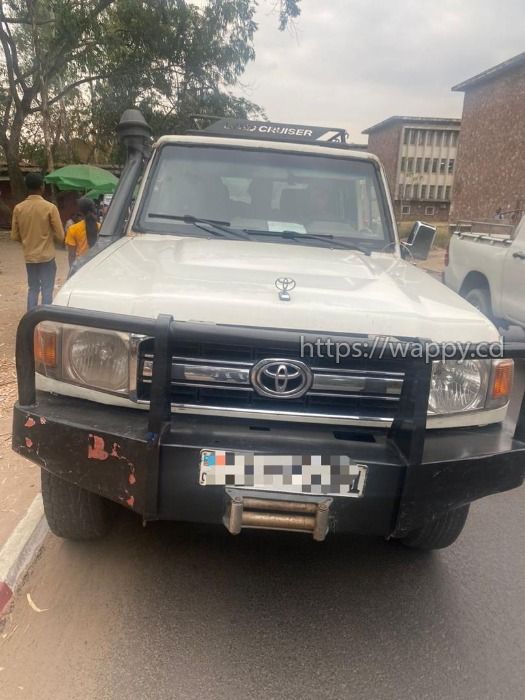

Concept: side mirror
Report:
left=402, top=221, right=436, bottom=261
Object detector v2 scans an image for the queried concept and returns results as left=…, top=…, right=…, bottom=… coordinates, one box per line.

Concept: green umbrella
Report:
left=45, top=164, right=118, bottom=194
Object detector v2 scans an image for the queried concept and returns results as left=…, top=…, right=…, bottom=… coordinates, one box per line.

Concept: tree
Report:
left=0, top=0, right=301, bottom=202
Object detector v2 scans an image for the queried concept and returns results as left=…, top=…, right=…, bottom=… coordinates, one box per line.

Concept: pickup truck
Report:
left=12, top=111, right=525, bottom=550
left=444, top=219, right=525, bottom=328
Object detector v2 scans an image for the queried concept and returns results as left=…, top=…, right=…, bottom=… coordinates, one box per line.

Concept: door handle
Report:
left=512, top=251, right=525, bottom=260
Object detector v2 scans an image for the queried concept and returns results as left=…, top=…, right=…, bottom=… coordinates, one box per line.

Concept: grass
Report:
left=397, top=221, right=450, bottom=249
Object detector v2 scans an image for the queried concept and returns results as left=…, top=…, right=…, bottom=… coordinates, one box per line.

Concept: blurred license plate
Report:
left=199, top=451, right=367, bottom=497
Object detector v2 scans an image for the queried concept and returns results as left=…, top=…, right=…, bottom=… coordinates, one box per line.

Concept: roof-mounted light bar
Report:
left=192, top=118, right=348, bottom=146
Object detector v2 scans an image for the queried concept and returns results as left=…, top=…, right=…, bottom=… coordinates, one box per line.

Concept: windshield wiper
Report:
left=242, top=229, right=370, bottom=255
left=147, top=213, right=250, bottom=240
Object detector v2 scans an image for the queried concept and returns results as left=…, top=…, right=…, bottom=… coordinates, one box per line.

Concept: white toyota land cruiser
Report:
left=12, top=110, right=525, bottom=550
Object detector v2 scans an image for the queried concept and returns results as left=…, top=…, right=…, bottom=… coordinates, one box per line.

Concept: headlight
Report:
left=35, top=323, right=132, bottom=395
left=63, top=329, right=130, bottom=392
left=428, top=359, right=513, bottom=415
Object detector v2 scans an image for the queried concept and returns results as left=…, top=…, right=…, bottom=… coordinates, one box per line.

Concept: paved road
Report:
left=1, top=367, right=524, bottom=700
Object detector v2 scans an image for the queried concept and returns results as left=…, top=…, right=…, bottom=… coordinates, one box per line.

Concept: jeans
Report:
left=26, top=259, right=57, bottom=311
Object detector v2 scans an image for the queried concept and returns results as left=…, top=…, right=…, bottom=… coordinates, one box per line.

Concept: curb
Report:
left=0, top=494, right=49, bottom=615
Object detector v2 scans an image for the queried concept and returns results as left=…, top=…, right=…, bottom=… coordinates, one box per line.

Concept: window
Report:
left=415, top=157, right=422, bottom=173
left=421, top=185, right=427, bottom=199
left=432, top=159, right=438, bottom=173
left=403, top=129, right=410, bottom=145
left=442, top=131, right=451, bottom=147
left=451, top=131, right=459, bottom=147
left=406, top=157, right=414, bottom=173
left=436, top=132, right=444, bottom=147
left=413, top=185, right=419, bottom=200
left=440, top=159, right=447, bottom=173
left=426, top=130, right=434, bottom=145
left=402, top=205, right=411, bottom=215
left=424, top=158, right=431, bottom=173
left=418, top=130, right=426, bottom=145
left=437, top=185, right=444, bottom=200
left=398, top=184, right=404, bottom=199
left=448, top=159, right=455, bottom=173
left=138, top=144, right=392, bottom=246
left=410, top=129, right=417, bottom=145
left=429, top=185, right=435, bottom=199
left=400, top=157, right=406, bottom=172
left=445, top=186, right=451, bottom=200
left=425, top=206, right=435, bottom=216
left=405, top=185, right=412, bottom=199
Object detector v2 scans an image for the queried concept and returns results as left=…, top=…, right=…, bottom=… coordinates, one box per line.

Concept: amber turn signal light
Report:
left=34, top=326, right=57, bottom=368
left=490, top=359, right=514, bottom=401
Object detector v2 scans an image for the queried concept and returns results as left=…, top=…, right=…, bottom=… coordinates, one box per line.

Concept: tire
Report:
left=465, top=287, right=492, bottom=320
left=41, top=469, right=113, bottom=540
left=397, top=505, right=470, bottom=550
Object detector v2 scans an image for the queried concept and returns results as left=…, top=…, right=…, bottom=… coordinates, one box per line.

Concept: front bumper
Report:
left=13, top=392, right=525, bottom=537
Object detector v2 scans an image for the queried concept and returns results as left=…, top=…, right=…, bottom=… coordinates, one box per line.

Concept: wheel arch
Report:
left=459, top=271, right=492, bottom=300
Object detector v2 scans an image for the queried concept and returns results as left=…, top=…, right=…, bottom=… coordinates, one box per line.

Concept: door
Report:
left=502, top=217, right=525, bottom=326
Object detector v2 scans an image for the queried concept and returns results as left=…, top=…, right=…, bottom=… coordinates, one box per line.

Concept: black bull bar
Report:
left=12, top=305, right=525, bottom=528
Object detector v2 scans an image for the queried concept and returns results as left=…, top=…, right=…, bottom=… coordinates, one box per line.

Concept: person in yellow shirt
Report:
left=11, top=173, right=65, bottom=310
left=65, top=197, right=100, bottom=267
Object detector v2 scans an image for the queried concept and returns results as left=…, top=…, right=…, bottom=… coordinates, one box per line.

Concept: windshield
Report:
left=136, top=144, right=393, bottom=250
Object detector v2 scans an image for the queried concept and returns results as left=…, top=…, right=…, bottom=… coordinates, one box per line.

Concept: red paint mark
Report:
left=126, top=496, right=135, bottom=507
left=87, top=435, right=109, bottom=461
left=24, top=417, right=36, bottom=428
left=40, top=417, right=47, bottom=425
left=128, top=472, right=136, bottom=485
left=25, top=437, right=33, bottom=448
left=0, top=581, right=13, bottom=616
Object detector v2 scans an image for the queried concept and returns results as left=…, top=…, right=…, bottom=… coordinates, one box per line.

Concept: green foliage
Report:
left=0, top=0, right=301, bottom=197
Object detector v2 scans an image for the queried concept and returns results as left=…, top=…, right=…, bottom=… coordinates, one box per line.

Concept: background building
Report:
left=451, top=52, right=525, bottom=224
left=363, top=116, right=461, bottom=222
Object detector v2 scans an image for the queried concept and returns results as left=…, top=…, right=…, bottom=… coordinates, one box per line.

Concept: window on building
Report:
left=440, top=159, right=447, bottom=173
left=418, top=130, right=425, bottom=145
left=402, top=205, right=411, bottom=215
left=406, top=157, right=414, bottom=173
left=421, top=185, right=427, bottom=199
left=432, top=158, right=438, bottom=173
left=405, top=184, right=412, bottom=199
left=437, top=185, right=444, bottom=200
left=400, top=157, right=406, bottom=172
left=425, top=206, right=435, bottom=216
left=445, top=185, right=451, bottom=200
left=426, top=130, right=434, bottom=145
left=415, top=157, right=422, bottom=173
left=424, top=158, right=431, bottom=173
left=410, top=129, right=417, bottom=145
left=398, top=184, right=404, bottom=199
left=451, top=131, right=459, bottom=147
left=413, top=185, right=419, bottom=200
left=429, top=185, right=435, bottom=199
left=403, top=129, right=410, bottom=145
left=448, top=159, right=455, bottom=173
left=442, top=131, right=451, bottom=147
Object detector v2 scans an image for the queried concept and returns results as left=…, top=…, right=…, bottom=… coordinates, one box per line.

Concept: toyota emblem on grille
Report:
left=250, top=359, right=312, bottom=399
left=275, top=277, right=296, bottom=302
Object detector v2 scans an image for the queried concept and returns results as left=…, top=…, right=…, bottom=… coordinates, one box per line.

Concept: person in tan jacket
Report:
left=11, top=173, right=65, bottom=310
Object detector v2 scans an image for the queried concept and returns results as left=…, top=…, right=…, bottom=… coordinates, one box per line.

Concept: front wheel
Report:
left=465, top=287, right=492, bottom=320
left=41, top=469, right=113, bottom=540
left=396, top=505, right=470, bottom=550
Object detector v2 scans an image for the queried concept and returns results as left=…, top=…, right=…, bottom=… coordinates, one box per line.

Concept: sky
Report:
left=235, top=0, right=525, bottom=141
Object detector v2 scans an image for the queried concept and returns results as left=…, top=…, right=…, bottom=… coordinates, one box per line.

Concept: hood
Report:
left=56, top=234, right=499, bottom=343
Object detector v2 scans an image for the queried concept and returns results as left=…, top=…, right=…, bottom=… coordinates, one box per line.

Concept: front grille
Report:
left=135, top=338, right=405, bottom=426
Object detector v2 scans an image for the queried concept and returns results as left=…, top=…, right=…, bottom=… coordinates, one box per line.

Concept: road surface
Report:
left=1, top=365, right=524, bottom=700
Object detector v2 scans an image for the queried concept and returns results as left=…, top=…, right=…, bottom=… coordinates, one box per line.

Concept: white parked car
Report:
left=11, top=111, right=525, bottom=551
left=444, top=219, right=525, bottom=328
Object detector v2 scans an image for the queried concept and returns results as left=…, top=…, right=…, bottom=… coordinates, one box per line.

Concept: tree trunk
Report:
left=5, top=146, right=26, bottom=204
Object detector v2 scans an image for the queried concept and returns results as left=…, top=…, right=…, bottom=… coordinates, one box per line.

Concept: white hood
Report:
left=56, top=234, right=499, bottom=343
